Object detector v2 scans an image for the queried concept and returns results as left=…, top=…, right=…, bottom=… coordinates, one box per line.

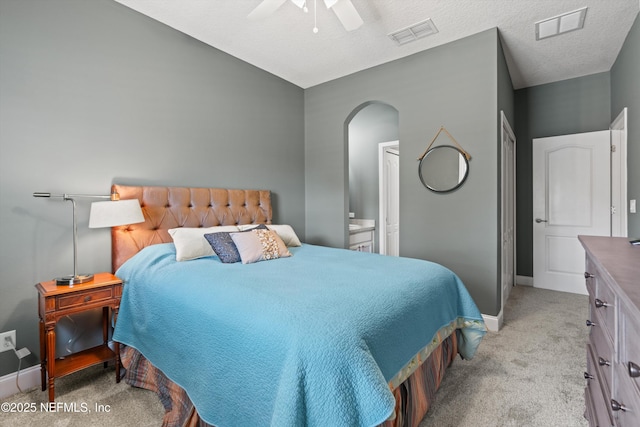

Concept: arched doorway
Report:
left=346, top=102, right=399, bottom=254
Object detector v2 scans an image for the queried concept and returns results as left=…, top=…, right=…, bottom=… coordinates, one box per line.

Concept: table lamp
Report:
left=33, top=190, right=144, bottom=285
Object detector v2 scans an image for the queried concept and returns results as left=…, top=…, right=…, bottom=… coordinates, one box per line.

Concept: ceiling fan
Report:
left=248, top=0, right=363, bottom=32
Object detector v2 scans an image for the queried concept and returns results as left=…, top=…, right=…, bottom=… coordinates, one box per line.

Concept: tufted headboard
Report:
left=110, top=185, right=272, bottom=272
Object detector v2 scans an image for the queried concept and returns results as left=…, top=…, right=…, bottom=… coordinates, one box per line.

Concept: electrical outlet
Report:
left=0, top=330, right=16, bottom=353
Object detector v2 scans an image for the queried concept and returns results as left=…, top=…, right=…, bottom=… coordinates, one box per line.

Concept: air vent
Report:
left=388, top=18, right=438, bottom=46
left=535, top=7, right=587, bottom=40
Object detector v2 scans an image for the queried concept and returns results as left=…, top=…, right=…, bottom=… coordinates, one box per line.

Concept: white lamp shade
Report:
left=88, top=199, right=144, bottom=228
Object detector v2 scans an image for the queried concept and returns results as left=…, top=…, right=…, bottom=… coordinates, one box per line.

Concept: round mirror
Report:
left=418, top=145, right=469, bottom=193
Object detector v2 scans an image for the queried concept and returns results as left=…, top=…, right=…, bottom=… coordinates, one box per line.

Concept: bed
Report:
left=110, top=185, right=486, bottom=427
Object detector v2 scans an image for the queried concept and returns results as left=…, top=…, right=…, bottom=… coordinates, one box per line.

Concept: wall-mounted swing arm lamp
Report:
left=33, top=190, right=144, bottom=285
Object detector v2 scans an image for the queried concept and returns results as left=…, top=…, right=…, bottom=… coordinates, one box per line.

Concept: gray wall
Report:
left=611, top=13, right=640, bottom=238
left=513, top=72, right=612, bottom=277
left=497, top=36, right=515, bottom=128
left=305, top=28, right=505, bottom=316
left=0, top=0, right=305, bottom=376
left=348, top=102, right=399, bottom=252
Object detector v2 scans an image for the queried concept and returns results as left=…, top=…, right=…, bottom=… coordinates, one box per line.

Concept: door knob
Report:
left=535, top=218, right=548, bottom=223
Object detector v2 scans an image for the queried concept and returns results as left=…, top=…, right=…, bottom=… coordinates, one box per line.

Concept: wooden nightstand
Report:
left=35, top=272, right=123, bottom=402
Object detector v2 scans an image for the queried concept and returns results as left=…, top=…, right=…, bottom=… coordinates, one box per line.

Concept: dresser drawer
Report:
left=621, top=300, right=640, bottom=395
left=57, top=287, right=114, bottom=310
left=590, top=311, right=614, bottom=394
left=585, top=386, right=611, bottom=427
left=584, top=387, right=595, bottom=427
left=591, top=272, right=616, bottom=343
left=612, top=364, right=640, bottom=426
left=586, top=344, right=614, bottom=427
left=585, top=257, right=597, bottom=295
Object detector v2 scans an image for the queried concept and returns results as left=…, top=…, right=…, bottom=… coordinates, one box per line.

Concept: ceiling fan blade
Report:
left=248, top=0, right=288, bottom=20
left=329, top=0, right=363, bottom=31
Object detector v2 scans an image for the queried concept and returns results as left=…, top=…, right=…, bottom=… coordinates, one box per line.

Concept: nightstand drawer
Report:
left=57, top=287, right=114, bottom=310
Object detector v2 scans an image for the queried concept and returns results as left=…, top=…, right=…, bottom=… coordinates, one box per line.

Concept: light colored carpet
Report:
left=420, top=285, right=589, bottom=427
left=1, top=285, right=588, bottom=427
left=0, top=363, right=162, bottom=427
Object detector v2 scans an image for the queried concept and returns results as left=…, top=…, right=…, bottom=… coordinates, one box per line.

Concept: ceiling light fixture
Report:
left=535, top=7, right=588, bottom=40
left=249, top=0, right=362, bottom=33
left=388, top=18, right=438, bottom=46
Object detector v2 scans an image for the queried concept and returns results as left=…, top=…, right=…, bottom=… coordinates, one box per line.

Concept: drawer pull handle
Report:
left=584, top=272, right=594, bottom=279
left=594, top=298, right=610, bottom=308
left=629, top=361, right=640, bottom=378
left=84, top=296, right=92, bottom=302
left=598, top=357, right=611, bottom=367
left=583, top=372, right=594, bottom=380
left=611, top=399, right=627, bottom=412
left=586, top=320, right=597, bottom=327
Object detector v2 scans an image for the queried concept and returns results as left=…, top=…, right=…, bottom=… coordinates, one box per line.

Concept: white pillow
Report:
left=168, top=226, right=240, bottom=261
left=237, top=224, right=302, bottom=247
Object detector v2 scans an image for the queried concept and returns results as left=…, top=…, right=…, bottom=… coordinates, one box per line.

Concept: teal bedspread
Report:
left=113, top=243, right=485, bottom=427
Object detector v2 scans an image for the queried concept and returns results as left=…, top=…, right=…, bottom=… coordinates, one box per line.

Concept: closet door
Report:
left=501, top=112, right=516, bottom=313
left=533, top=131, right=610, bottom=295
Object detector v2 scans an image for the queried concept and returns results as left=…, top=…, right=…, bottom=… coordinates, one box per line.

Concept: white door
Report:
left=611, top=108, right=628, bottom=237
left=379, top=141, right=399, bottom=256
left=533, top=131, right=610, bottom=295
left=501, top=112, right=516, bottom=311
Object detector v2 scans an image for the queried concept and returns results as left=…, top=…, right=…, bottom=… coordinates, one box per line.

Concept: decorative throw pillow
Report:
left=204, top=224, right=268, bottom=263
left=204, top=232, right=241, bottom=263
left=229, top=229, right=292, bottom=264
left=168, top=226, right=239, bottom=261
left=237, top=224, right=302, bottom=247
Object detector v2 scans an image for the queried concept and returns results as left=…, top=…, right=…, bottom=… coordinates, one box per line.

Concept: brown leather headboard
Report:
left=110, top=185, right=272, bottom=272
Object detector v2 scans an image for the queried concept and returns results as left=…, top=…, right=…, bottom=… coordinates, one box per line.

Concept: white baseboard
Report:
left=0, top=365, right=41, bottom=399
left=516, top=275, right=533, bottom=286
left=482, top=310, right=503, bottom=332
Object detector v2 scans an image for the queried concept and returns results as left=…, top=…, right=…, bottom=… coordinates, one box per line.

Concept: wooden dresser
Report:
left=579, top=236, right=640, bottom=426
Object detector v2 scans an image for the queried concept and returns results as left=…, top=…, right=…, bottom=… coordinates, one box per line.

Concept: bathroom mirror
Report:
left=418, top=145, right=469, bottom=193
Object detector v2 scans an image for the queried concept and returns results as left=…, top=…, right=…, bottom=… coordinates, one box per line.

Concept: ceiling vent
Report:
left=388, top=18, right=438, bottom=46
left=535, top=7, right=588, bottom=40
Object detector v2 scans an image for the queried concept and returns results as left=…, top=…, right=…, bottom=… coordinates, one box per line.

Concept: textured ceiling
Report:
left=113, top=0, right=639, bottom=89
